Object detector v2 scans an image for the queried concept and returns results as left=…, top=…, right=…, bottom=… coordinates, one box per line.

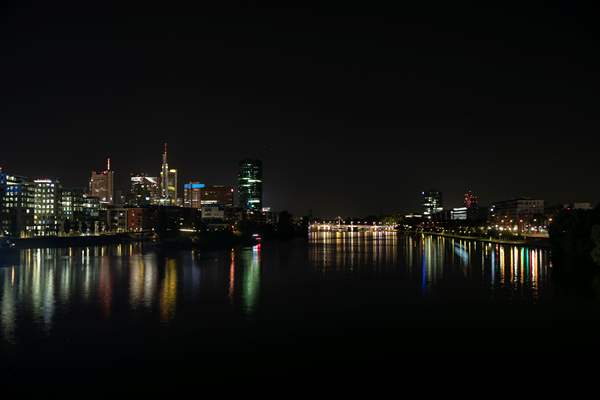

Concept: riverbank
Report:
left=9, top=231, right=264, bottom=251
left=414, top=231, right=550, bottom=248
left=12, top=233, right=140, bottom=249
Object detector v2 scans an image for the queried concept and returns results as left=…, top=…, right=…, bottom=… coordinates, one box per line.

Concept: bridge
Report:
left=309, top=222, right=398, bottom=233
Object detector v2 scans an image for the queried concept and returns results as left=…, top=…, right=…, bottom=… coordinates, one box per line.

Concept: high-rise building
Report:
left=464, top=190, right=479, bottom=209
left=238, top=159, right=263, bottom=212
left=89, top=158, right=114, bottom=205
left=160, top=143, right=178, bottom=205
left=422, top=190, right=443, bottom=216
left=33, top=179, right=61, bottom=236
left=0, top=169, right=35, bottom=237
left=183, top=182, right=206, bottom=208
left=129, top=174, right=160, bottom=206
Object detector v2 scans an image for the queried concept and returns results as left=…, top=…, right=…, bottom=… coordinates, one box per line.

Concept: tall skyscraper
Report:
left=238, top=159, right=263, bottom=212
left=159, top=143, right=178, bottom=205
left=422, top=190, right=443, bottom=216
left=89, top=158, right=114, bottom=205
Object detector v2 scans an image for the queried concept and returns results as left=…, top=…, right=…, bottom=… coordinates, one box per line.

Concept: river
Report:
left=1, top=232, right=599, bottom=384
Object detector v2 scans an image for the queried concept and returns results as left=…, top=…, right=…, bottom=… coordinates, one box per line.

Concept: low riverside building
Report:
left=490, top=198, right=545, bottom=223
left=106, top=207, right=129, bottom=232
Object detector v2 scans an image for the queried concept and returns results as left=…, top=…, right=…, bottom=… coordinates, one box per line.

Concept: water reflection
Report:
left=0, top=236, right=551, bottom=345
left=0, top=267, right=16, bottom=343
left=0, top=244, right=267, bottom=344
left=241, top=245, right=261, bottom=316
left=159, top=259, right=178, bottom=323
left=309, top=232, right=551, bottom=301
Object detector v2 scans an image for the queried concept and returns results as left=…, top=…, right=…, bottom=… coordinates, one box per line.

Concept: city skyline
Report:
left=1, top=146, right=596, bottom=217
left=3, top=2, right=600, bottom=216
left=3, top=1, right=600, bottom=384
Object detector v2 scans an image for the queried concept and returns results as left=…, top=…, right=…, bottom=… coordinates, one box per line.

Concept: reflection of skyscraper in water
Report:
left=229, top=250, right=236, bottom=304
left=159, top=259, right=178, bottom=322
left=129, top=256, right=145, bottom=309
left=144, top=256, right=158, bottom=308
left=241, top=245, right=261, bottom=316
left=99, top=257, right=112, bottom=318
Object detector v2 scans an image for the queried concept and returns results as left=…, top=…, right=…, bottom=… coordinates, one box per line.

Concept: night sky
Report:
left=1, top=1, right=599, bottom=216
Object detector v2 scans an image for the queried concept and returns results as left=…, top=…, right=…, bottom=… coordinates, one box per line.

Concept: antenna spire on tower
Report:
left=107, top=157, right=111, bottom=171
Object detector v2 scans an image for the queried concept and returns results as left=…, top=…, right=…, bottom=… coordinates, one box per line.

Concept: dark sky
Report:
left=1, top=0, right=599, bottom=216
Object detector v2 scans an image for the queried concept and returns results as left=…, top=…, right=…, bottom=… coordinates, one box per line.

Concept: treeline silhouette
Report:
left=549, top=207, right=600, bottom=297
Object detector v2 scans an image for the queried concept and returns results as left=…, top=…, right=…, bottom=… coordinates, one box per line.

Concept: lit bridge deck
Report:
left=309, top=223, right=398, bottom=233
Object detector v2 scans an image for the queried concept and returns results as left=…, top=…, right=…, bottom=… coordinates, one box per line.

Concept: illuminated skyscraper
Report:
left=464, top=190, right=479, bottom=209
left=422, top=190, right=443, bottom=216
left=238, top=159, right=263, bottom=211
left=159, top=143, right=178, bottom=205
left=89, top=158, right=114, bottom=205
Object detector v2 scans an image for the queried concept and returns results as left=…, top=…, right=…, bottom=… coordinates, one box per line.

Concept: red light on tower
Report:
left=464, top=190, right=479, bottom=209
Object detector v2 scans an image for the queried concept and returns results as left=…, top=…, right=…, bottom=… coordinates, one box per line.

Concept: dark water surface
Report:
left=1, top=232, right=599, bottom=384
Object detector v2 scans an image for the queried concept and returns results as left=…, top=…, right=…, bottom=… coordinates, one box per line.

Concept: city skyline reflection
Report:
left=0, top=244, right=265, bottom=344
left=1, top=236, right=551, bottom=345
left=309, top=232, right=551, bottom=300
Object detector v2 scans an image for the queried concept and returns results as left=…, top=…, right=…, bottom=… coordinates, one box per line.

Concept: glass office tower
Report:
left=237, top=159, right=263, bottom=212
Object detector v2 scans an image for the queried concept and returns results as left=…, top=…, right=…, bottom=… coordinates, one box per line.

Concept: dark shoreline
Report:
left=11, top=233, right=138, bottom=249
left=7, top=231, right=263, bottom=252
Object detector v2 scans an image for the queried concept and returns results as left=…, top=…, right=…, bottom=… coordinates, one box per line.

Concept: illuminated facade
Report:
left=490, top=198, right=544, bottom=221
left=0, top=170, right=35, bottom=237
left=159, top=143, right=178, bottom=205
left=89, top=158, right=114, bottom=205
left=201, top=185, right=234, bottom=207
left=33, top=179, right=61, bottom=236
left=130, top=174, right=160, bottom=206
left=183, top=182, right=205, bottom=208
left=464, top=190, right=479, bottom=209
left=451, top=207, right=468, bottom=220
left=238, top=159, right=263, bottom=212
left=61, top=188, right=85, bottom=221
left=422, top=190, right=443, bottom=216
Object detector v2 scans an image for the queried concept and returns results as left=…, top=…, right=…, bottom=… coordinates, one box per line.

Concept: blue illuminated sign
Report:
left=184, top=183, right=206, bottom=189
